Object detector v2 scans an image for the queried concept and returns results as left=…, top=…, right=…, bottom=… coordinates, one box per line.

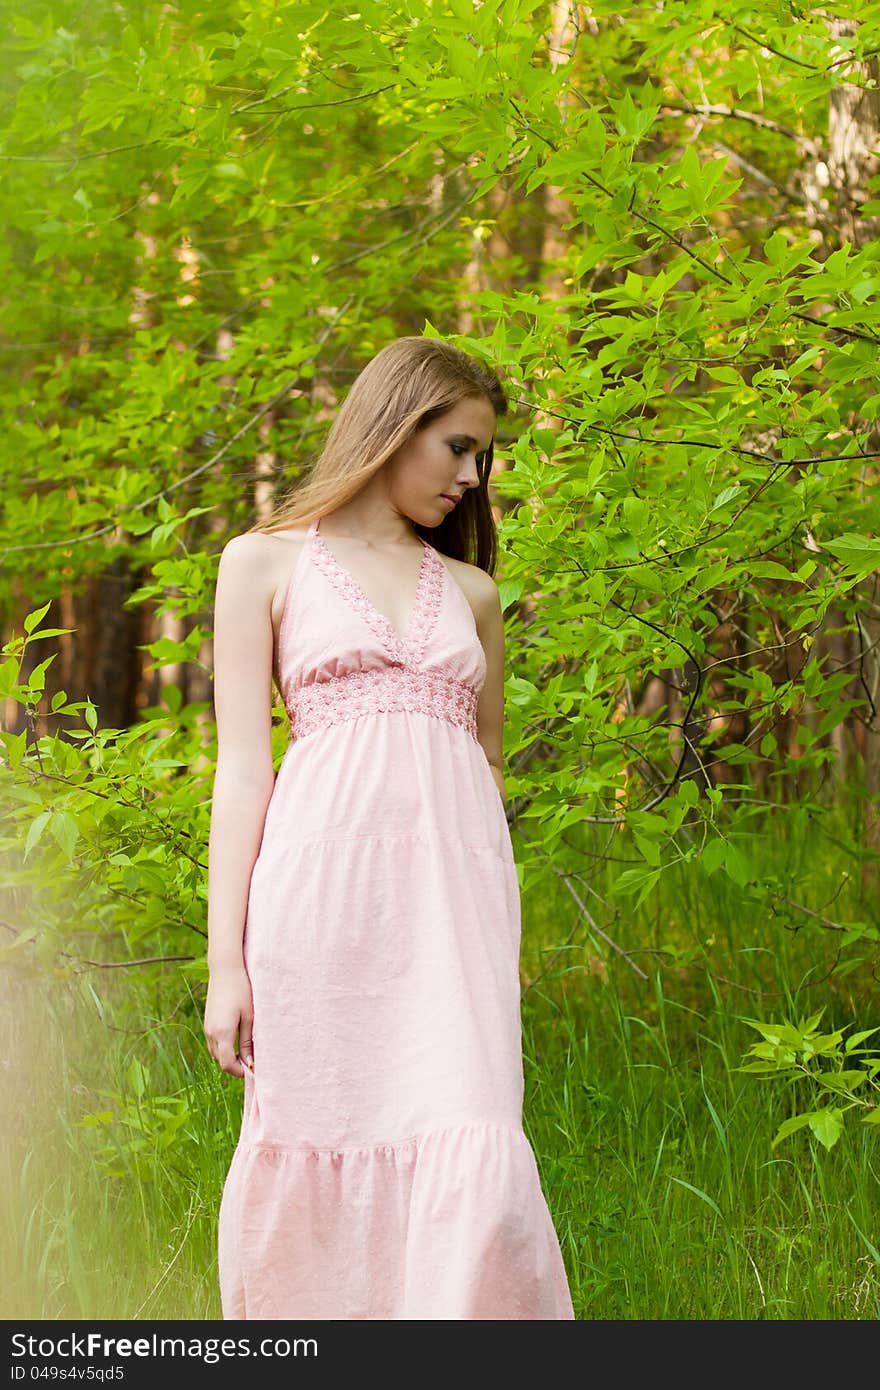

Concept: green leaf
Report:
left=771, top=1112, right=814, bottom=1147
left=49, top=811, right=79, bottom=859
left=24, top=811, right=51, bottom=861
left=711, top=484, right=741, bottom=512
left=741, top=1019, right=804, bottom=1046
left=23, top=601, right=52, bottom=635
left=763, top=231, right=787, bottom=266
left=807, top=1107, right=844, bottom=1150
left=497, top=579, right=523, bottom=612
left=701, top=837, right=727, bottom=875
left=612, top=865, right=662, bottom=908
left=2, top=729, right=28, bottom=770
left=818, top=1071, right=867, bottom=1096
left=822, top=534, right=880, bottom=581
left=669, top=1176, right=723, bottom=1219
left=127, top=1058, right=149, bottom=1101
left=633, top=831, right=661, bottom=866
left=724, top=843, right=752, bottom=887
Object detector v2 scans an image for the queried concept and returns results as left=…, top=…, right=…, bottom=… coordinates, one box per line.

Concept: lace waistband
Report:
left=287, top=665, right=479, bottom=742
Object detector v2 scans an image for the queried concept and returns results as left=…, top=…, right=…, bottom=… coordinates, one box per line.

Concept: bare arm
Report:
left=204, top=533, right=277, bottom=1076
left=474, top=573, right=507, bottom=807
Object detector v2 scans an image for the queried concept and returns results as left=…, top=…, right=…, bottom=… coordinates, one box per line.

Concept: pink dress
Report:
left=217, top=514, right=575, bottom=1320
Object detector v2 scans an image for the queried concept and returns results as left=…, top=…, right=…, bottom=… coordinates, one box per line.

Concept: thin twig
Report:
left=550, top=863, right=649, bottom=979
left=132, top=1194, right=204, bottom=1319
left=61, top=952, right=197, bottom=970
left=0, top=300, right=355, bottom=557
left=658, top=98, right=821, bottom=154
left=521, top=909, right=582, bottom=996
left=783, top=896, right=849, bottom=933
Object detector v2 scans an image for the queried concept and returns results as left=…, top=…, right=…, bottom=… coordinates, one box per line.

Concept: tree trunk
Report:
left=815, top=21, right=880, bottom=876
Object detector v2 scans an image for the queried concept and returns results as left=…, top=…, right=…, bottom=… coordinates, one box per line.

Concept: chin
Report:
left=414, top=502, right=448, bottom=528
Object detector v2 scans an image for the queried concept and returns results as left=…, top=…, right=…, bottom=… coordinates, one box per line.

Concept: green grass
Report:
left=522, top=982, right=879, bottom=1318
left=3, top=803, right=879, bottom=1319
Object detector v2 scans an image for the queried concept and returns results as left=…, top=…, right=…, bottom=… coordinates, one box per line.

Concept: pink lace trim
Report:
left=288, top=666, right=479, bottom=742
left=408, top=546, right=446, bottom=665
left=309, top=529, right=445, bottom=666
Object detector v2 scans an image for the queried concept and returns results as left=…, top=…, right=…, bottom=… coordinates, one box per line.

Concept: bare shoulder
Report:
left=220, top=527, right=307, bottom=566
left=438, top=552, right=500, bottom=623
left=219, top=530, right=273, bottom=570
left=218, top=527, right=309, bottom=595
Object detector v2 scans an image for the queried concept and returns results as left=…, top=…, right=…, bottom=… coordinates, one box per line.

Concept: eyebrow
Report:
left=450, top=433, right=493, bottom=454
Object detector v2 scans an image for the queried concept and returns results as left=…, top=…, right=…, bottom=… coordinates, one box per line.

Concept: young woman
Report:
left=204, top=335, right=574, bottom=1320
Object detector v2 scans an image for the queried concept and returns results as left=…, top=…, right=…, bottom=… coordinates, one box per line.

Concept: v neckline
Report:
left=310, top=515, right=435, bottom=658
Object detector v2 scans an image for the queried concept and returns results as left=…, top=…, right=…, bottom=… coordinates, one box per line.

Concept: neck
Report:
left=319, top=501, right=416, bottom=549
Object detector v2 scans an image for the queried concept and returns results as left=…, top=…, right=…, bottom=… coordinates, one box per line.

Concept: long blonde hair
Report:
left=248, top=336, right=508, bottom=573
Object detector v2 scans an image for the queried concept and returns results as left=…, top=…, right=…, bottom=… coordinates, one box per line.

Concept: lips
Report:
left=440, top=494, right=461, bottom=505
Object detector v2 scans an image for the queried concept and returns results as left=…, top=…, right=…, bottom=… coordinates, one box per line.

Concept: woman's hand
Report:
left=204, top=963, right=255, bottom=1078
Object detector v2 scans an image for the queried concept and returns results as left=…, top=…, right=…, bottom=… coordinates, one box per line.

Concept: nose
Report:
left=457, top=455, right=481, bottom=489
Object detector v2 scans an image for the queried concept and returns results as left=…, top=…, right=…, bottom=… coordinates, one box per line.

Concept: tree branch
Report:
left=659, top=99, right=821, bottom=155
left=62, top=952, right=197, bottom=970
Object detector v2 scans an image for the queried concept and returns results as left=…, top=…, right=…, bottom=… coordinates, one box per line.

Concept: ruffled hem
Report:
left=218, top=1119, right=574, bottom=1320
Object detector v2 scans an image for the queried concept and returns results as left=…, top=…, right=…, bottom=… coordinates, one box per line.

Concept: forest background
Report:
left=2, top=0, right=880, bottom=1320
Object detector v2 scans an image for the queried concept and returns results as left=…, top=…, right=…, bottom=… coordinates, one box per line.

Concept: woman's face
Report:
left=384, top=394, right=498, bottom=529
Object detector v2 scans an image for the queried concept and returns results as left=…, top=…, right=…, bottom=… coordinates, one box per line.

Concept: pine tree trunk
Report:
left=819, top=21, right=880, bottom=875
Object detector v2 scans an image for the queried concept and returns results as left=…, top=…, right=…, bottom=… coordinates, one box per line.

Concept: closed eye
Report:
left=449, top=441, right=490, bottom=467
